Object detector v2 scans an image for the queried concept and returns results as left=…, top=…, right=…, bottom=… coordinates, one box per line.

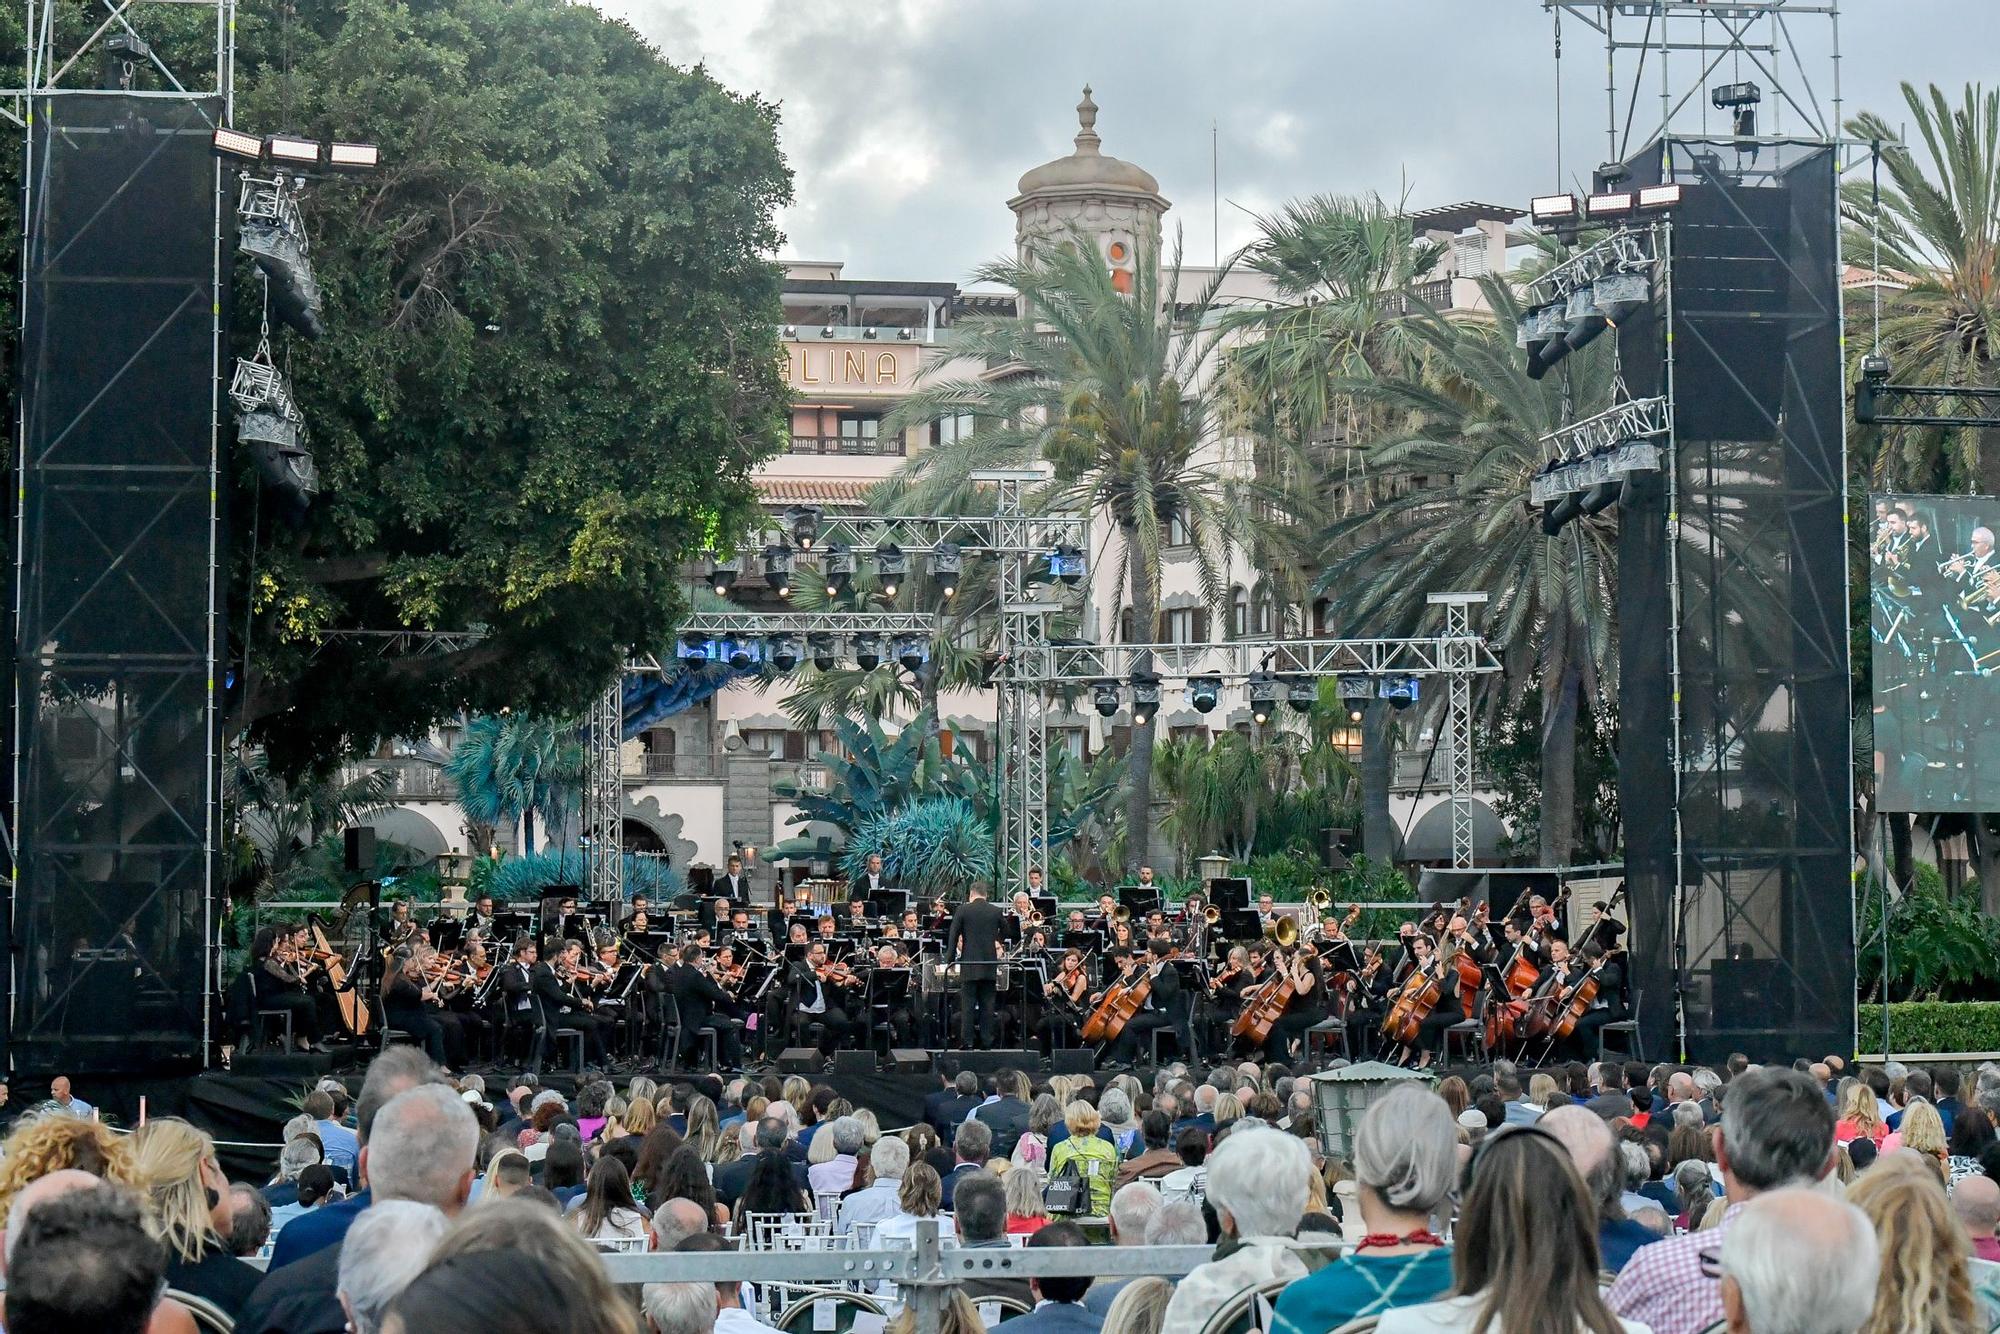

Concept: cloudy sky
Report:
left=597, top=1, right=1996, bottom=283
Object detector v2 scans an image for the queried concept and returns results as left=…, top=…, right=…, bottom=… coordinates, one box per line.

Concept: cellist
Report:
left=1260, top=944, right=1327, bottom=1064
left=1108, top=937, right=1186, bottom=1067
left=1389, top=932, right=1462, bottom=1071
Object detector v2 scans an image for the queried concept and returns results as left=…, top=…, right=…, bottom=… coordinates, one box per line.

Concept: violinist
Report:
left=788, top=941, right=864, bottom=1056
left=663, top=942, right=743, bottom=1067
left=869, top=942, right=920, bottom=1047
left=1204, top=945, right=1254, bottom=1050
left=539, top=938, right=609, bottom=1069
left=1036, top=948, right=1090, bottom=1054
left=379, top=899, right=421, bottom=948
left=1261, top=944, right=1326, bottom=1063
left=383, top=948, right=460, bottom=1069
left=1108, top=937, right=1186, bottom=1067
left=249, top=926, right=321, bottom=1051
left=1391, top=932, right=1462, bottom=1071
left=1344, top=943, right=1392, bottom=1057
left=1316, top=906, right=1363, bottom=976
left=444, top=935, right=495, bottom=1059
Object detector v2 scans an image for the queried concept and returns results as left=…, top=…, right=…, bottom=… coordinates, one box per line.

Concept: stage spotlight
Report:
left=230, top=358, right=317, bottom=512
left=1584, top=191, right=1634, bottom=219
left=894, top=636, right=929, bottom=673
left=808, top=633, right=837, bottom=671
left=265, top=134, right=321, bottom=167
left=1286, top=676, right=1317, bottom=714
left=1048, top=544, right=1087, bottom=585
left=767, top=635, right=801, bottom=672
left=1563, top=284, right=1606, bottom=351
left=1530, top=194, right=1577, bottom=225
left=1593, top=270, right=1651, bottom=325
left=237, top=176, right=325, bottom=339
left=707, top=555, right=738, bottom=596
left=784, top=505, right=822, bottom=550
left=1526, top=306, right=1570, bottom=380
left=874, top=543, right=907, bottom=597
left=853, top=633, right=883, bottom=671
left=721, top=636, right=758, bottom=670
left=1129, top=674, right=1161, bottom=727
left=211, top=126, right=263, bottom=163
left=1248, top=672, right=1281, bottom=725
left=1379, top=676, right=1420, bottom=710
left=823, top=542, right=856, bottom=597
left=1637, top=184, right=1684, bottom=209
left=929, top=542, right=962, bottom=599
left=1187, top=675, right=1222, bottom=713
left=677, top=633, right=711, bottom=662
left=762, top=544, right=793, bottom=596
left=1336, top=674, right=1375, bottom=721
left=327, top=141, right=381, bottom=171
left=1091, top=679, right=1121, bottom=718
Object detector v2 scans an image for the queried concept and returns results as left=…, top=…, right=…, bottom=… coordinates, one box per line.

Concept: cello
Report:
left=1080, top=963, right=1152, bottom=1043
left=1381, top=932, right=1460, bottom=1045
left=1231, top=948, right=1300, bottom=1046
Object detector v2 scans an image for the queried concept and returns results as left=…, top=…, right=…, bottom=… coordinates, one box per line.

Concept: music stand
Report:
left=1209, top=877, right=1252, bottom=912
left=1061, top=928, right=1104, bottom=956
left=1031, top=894, right=1059, bottom=921
left=868, top=888, right=910, bottom=922
left=1222, top=908, right=1262, bottom=942
left=687, top=865, right=715, bottom=897
left=1117, top=884, right=1163, bottom=917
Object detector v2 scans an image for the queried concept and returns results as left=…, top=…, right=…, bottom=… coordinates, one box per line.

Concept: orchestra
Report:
left=229, top=858, right=1632, bottom=1077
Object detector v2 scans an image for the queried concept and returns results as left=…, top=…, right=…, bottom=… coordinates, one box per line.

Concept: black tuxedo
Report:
left=786, top=959, right=861, bottom=1054
left=851, top=873, right=889, bottom=902
left=529, top=962, right=607, bottom=1066
left=498, top=960, right=543, bottom=1066
left=946, top=897, right=1004, bottom=1048
left=1112, top=958, right=1191, bottom=1063
left=717, top=873, right=751, bottom=903
left=663, top=963, right=742, bottom=1067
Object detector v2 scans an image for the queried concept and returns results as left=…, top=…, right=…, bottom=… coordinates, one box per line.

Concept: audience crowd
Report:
left=0, top=1052, right=1998, bottom=1334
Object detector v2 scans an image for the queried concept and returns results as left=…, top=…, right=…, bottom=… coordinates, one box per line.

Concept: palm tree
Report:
left=1842, top=84, right=2000, bottom=493
left=1317, top=276, right=1616, bottom=865
left=1216, top=194, right=1447, bottom=861
left=883, top=229, right=1243, bottom=875
left=443, top=713, right=586, bottom=854
left=225, top=750, right=399, bottom=896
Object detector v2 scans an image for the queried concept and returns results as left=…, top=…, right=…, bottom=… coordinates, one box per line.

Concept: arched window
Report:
left=1230, top=585, right=1248, bottom=640
left=1252, top=585, right=1276, bottom=637
left=1118, top=608, right=1136, bottom=643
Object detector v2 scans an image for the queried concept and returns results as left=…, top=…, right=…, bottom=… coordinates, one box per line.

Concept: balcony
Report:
left=622, top=748, right=719, bottom=782
left=344, top=759, right=454, bottom=800
left=1391, top=748, right=1496, bottom=794
left=787, top=434, right=905, bottom=458
left=1381, top=278, right=1457, bottom=317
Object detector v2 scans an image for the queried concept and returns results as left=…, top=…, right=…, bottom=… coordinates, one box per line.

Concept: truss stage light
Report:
left=230, top=358, right=317, bottom=511
left=874, top=543, right=907, bottom=597
left=1048, top=544, right=1087, bottom=584
left=708, top=556, right=738, bottom=596
left=1248, top=672, right=1280, bottom=725
left=677, top=633, right=711, bottom=662
left=1286, top=676, right=1317, bottom=714
left=767, top=635, right=801, bottom=671
left=894, top=635, right=929, bottom=673
left=809, top=633, right=837, bottom=671
left=1379, top=676, right=1420, bottom=710
left=823, top=542, right=856, bottom=596
left=265, top=134, right=321, bottom=167
left=930, top=542, right=962, bottom=599
left=1563, top=284, right=1607, bottom=351
left=211, top=126, right=263, bottom=163
left=721, top=636, right=758, bottom=670
left=1092, top=679, right=1121, bottom=718
left=853, top=633, right=883, bottom=671
left=1187, top=675, right=1221, bottom=713
left=1129, top=674, right=1161, bottom=727
left=1531, top=193, right=1577, bottom=224
left=327, top=141, right=381, bottom=171
left=762, top=544, right=793, bottom=596
left=1637, top=184, right=1684, bottom=209
left=784, top=505, right=822, bottom=550
left=1592, top=270, right=1651, bottom=326
left=237, top=176, right=325, bottom=339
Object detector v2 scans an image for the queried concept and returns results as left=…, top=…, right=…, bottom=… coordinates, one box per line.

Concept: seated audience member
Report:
left=1047, top=1102, right=1119, bottom=1218
left=953, top=1169, right=1034, bottom=1307
left=943, top=1119, right=991, bottom=1210
left=336, top=1202, right=447, bottom=1334
left=1274, top=1084, right=1457, bottom=1333
left=1162, top=1127, right=1314, bottom=1332
left=1098, top=1276, right=1172, bottom=1334
left=0, top=1114, right=129, bottom=1224
left=1005, top=1163, right=1051, bottom=1235
left=1541, top=1105, right=1660, bottom=1272
left=1718, top=1188, right=1878, bottom=1334
left=1378, top=1126, right=1645, bottom=1332
left=380, top=1249, right=622, bottom=1334
left=838, top=1134, right=907, bottom=1233
left=808, top=1116, right=865, bottom=1196
left=129, top=1118, right=266, bottom=1318
left=1847, top=1151, right=1985, bottom=1334
left=1003, top=1221, right=1101, bottom=1334
left=647, top=1198, right=712, bottom=1254
left=1953, top=1172, right=2000, bottom=1263
left=733, top=1147, right=807, bottom=1228
left=1115, top=1111, right=1181, bottom=1189
left=572, top=1158, right=649, bottom=1243
left=642, top=1279, right=717, bottom=1334
left=229, top=1182, right=275, bottom=1257
left=5, top=1181, right=186, bottom=1334
left=1157, top=1129, right=1208, bottom=1198
left=266, top=1136, right=324, bottom=1208
left=1085, top=1182, right=1164, bottom=1315
left=876, top=1162, right=956, bottom=1246
left=1610, top=1068, right=1836, bottom=1334
left=1145, top=1198, right=1206, bottom=1247
left=673, top=1230, right=785, bottom=1334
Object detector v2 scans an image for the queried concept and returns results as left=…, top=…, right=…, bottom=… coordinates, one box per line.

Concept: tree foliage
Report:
left=442, top=713, right=586, bottom=853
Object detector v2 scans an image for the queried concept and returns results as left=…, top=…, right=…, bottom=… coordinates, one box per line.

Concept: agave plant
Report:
left=488, top=850, right=684, bottom=902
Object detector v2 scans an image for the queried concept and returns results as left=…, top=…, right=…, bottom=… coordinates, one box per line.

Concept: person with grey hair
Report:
left=266, top=1135, right=324, bottom=1208
left=1145, top=1197, right=1206, bottom=1246
left=942, top=1118, right=990, bottom=1210
left=1542, top=1104, right=1663, bottom=1272
left=228, top=1183, right=274, bottom=1258
left=641, top=1281, right=717, bottom=1334
left=1719, top=1188, right=1877, bottom=1334
left=808, top=1116, right=864, bottom=1195
left=336, top=1202, right=446, bottom=1334
left=836, top=1134, right=907, bottom=1233
left=1271, top=1083, right=1457, bottom=1334
left=1098, top=1087, right=1138, bottom=1155
left=648, top=1197, right=712, bottom=1253
left=1612, top=1067, right=1836, bottom=1334
left=1162, top=1127, right=1315, bottom=1332
left=1084, top=1183, right=1165, bottom=1315
left=240, top=1074, right=477, bottom=1334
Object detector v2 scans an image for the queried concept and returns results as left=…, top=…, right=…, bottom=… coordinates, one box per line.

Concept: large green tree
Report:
left=883, top=232, right=1242, bottom=875
left=224, top=0, right=791, bottom=771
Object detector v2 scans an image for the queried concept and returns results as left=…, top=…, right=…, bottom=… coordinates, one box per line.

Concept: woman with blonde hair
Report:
left=1004, top=1160, right=1049, bottom=1235
left=0, top=1115, right=129, bottom=1224
left=1212, top=1091, right=1244, bottom=1136
left=1047, top=1101, right=1118, bottom=1217
left=1847, top=1151, right=1982, bottom=1334
left=875, top=1161, right=956, bottom=1244
left=780, top=1074, right=812, bottom=1112
left=682, top=1093, right=721, bottom=1163
left=1528, top=1073, right=1564, bottom=1112
left=1884, top=1099, right=1947, bottom=1171
left=620, top=1094, right=657, bottom=1143
left=128, top=1117, right=263, bottom=1318
left=1836, top=1080, right=1886, bottom=1147
left=1101, top=1275, right=1174, bottom=1334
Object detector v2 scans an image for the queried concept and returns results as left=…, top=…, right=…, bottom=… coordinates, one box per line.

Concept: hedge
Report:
left=1858, top=1001, right=2000, bottom=1056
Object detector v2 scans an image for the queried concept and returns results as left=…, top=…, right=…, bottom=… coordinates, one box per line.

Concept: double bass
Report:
left=1080, top=964, right=1152, bottom=1043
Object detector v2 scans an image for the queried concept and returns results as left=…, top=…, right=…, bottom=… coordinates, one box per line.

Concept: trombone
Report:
left=1305, top=888, right=1333, bottom=913
left=1202, top=905, right=1222, bottom=925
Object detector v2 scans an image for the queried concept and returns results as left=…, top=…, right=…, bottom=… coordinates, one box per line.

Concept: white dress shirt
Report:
left=837, top=1177, right=903, bottom=1232
left=716, top=1303, right=785, bottom=1334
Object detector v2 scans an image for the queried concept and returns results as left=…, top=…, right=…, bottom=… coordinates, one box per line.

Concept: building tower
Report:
left=1009, top=87, right=1169, bottom=289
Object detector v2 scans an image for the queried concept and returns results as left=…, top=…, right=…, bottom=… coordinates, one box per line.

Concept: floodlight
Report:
left=784, top=505, right=822, bottom=550
left=808, top=632, right=837, bottom=671
left=1188, top=675, right=1222, bottom=713
left=327, top=141, right=380, bottom=171
left=1248, top=672, right=1281, bottom=725
left=862, top=326, right=878, bottom=339
left=677, top=633, right=711, bottom=662
left=265, top=135, right=321, bottom=166
left=1711, top=81, right=1761, bottom=108
left=853, top=633, right=883, bottom=671
left=1092, top=679, right=1122, bottom=718
left=1585, top=191, right=1634, bottom=218
left=929, top=542, right=962, bottom=598
left=874, top=543, right=907, bottom=597
left=894, top=636, right=929, bottom=673
left=762, top=544, right=793, bottom=596
left=823, top=542, right=855, bottom=596
left=783, top=325, right=798, bottom=338
left=820, top=325, right=836, bottom=338
left=1048, top=544, right=1087, bottom=585
left=707, top=555, right=738, bottom=596
left=1129, top=674, right=1162, bottom=727
left=898, top=328, right=915, bottom=340
left=721, top=636, right=758, bottom=671
left=1286, top=676, right=1318, bottom=714
left=1526, top=306, right=1570, bottom=379
left=1379, top=676, right=1420, bottom=710
left=1637, top=184, right=1684, bottom=209
left=1563, top=284, right=1606, bottom=351
left=767, top=635, right=801, bottom=672
left=1530, top=194, right=1577, bottom=223
left=211, top=127, right=263, bottom=163
left=1593, top=270, right=1651, bottom=325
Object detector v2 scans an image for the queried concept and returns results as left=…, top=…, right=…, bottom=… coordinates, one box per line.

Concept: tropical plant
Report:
left=882, top=229, right=1247, bottom=876
left=1842, top=84, right=2000, bottom=493
left=1153, top=727, right=1356, bottom=869
left=953, top=747, right=1126, bottom=861
left=1313, top=276, right=1617, bottom=865
left=1857, top=860, right=2000, bottom=1002
left=488, top=850, right=683, bottom=902
left=443, top=714, right=586, bottom=855
left=225, top=749, right=399, bottom=898
left=841, top=797, right=994, bottom=893
left=766, top=710, right=959, bottom=860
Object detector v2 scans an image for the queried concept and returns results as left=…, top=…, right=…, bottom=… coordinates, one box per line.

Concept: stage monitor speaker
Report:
left=1050, top=1049, right=1096, bottom=1075
left=832, top=1050, right=877, bottom=1075
left=951, top=1049, right=1034, bottom=1075
left=890, top=1048, right=932, bottom=1074
left=776, top=1047, right=820, bottom=1074
left=345, top=827, right=378, bottom=874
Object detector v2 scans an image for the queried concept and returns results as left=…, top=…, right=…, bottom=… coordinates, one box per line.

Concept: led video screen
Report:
left=1872, top=492, right=2000, bottom=811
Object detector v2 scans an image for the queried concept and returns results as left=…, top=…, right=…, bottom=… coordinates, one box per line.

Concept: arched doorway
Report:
left=624, top=819, right=666, bottom=855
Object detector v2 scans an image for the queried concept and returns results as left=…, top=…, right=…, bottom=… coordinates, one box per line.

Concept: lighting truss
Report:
left=1853, top=357, right=2000, bottom=429
left=229, top=356, right=317, bottom=502
left=1521, top=224, right=1663, bottom=313
left=718, top=511, right=1089, bottom=565
left=237, top=174, right=324, bottom=339
left=1529, top=396, right=1671, bottom=505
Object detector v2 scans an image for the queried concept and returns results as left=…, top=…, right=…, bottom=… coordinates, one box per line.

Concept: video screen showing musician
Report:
left=946, top=882, right=1004, bottom=1049
left=1106, top=937, right=1188, bottom=1066
left=852, top=853, right=891, bottom=901
left=788, top=940, right=865, bottom=1055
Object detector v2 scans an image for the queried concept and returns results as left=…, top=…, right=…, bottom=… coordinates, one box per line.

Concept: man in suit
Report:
left=1109, top=938, right=1187, bottom=1066
left=946, top=882, right=1003, bottom=1049
left=663, top=943, right=743, bottom=1068
left=973, top=1069, right=1032, bottom=1158
left=497, top=935, right=546, bottom=1071
left=1003, top=1222, right=1103, bottom=1334
left=851, top=852, right=890, bottom=902
left=787, top=942, right=863, bottom=1055
left=952, top=1170, right=1034, bottom=1308
left=925, top=1069, right=983, bottom=1138
left=717, top=853, right=751, bottom=903
left=532, top=938, right=607, bottom=1069
left=940, top=1120, right=991, bottom=1210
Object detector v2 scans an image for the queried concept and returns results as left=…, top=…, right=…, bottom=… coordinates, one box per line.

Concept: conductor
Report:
left=946, top=882, right=1003, bottom=1049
